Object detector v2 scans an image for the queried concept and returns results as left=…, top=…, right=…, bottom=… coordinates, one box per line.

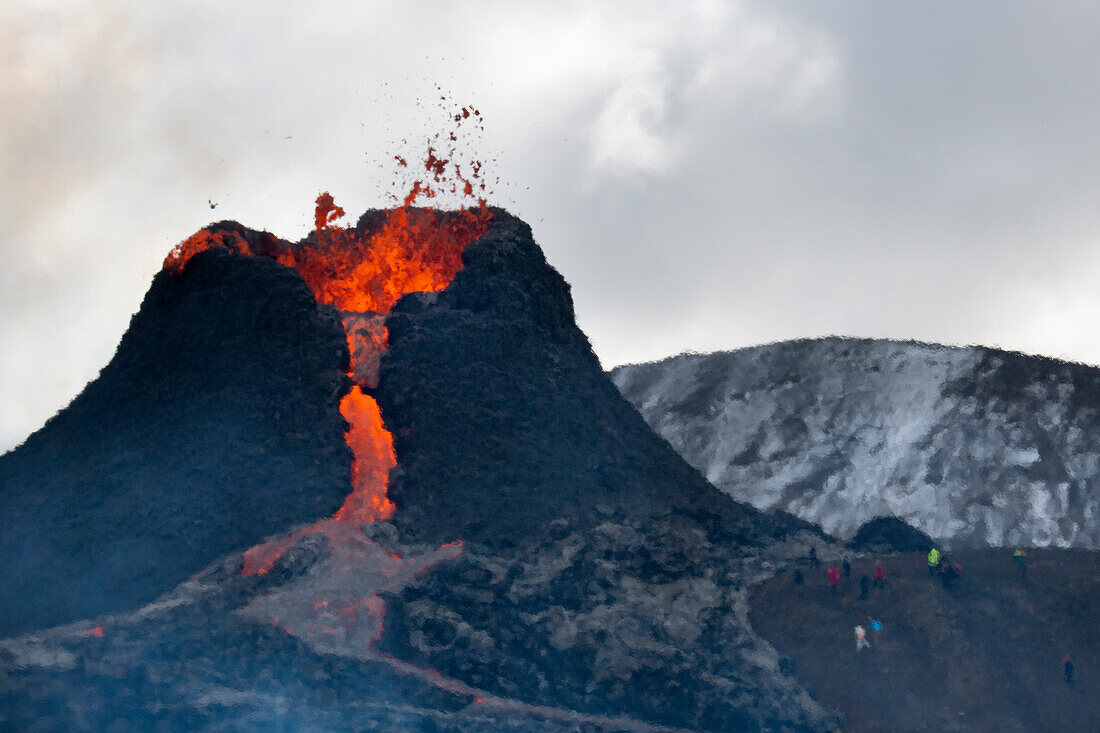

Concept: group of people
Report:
left=802, top=548, right=885, bottom=601
left=798, top=544, right=1075, bottom=683
left=798, top=547, right=890, bottom=651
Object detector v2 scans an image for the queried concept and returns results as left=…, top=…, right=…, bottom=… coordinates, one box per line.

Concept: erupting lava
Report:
left=335, top=387, right=396, bottom=522
left=164, top=108, right=492, bottom=576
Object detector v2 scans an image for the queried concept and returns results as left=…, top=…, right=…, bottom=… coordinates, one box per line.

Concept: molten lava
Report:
left=166, top=113, right=492, bottom=577
left=335, top=386, right=395, bottom=523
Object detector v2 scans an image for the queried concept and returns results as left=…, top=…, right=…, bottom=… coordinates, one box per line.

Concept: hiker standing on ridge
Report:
left=843, top=553, right=852, bottom=579
left=928, top=548, right=941, bottom=577
left=808, top=546, right=820, bottom=568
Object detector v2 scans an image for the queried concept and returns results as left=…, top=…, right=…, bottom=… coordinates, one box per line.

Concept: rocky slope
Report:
left=375, top=211, right=836, bottom=730
left=0, top=531, right=678, bottom=732
left=612, top=338, right=1100, bottom=548
left=0, top=248, right=350, bottom=636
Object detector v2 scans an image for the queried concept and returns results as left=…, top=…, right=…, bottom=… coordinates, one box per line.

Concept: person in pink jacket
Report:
left=827, top=567, right=840, bottom=597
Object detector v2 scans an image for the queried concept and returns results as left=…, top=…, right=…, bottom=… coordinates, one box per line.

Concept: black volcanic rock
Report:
left=848, top=516, right=936, bottom=553
left=379, top=210, right=804, bottom=550
left=374, top=211, right=836, bottom=730
left=0, top=248, right=351, bottom=636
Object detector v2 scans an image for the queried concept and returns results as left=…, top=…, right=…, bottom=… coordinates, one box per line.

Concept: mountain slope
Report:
left=612, top=337, right=1100, bottom=548
left=0, top=248, right=351, bottom=636
left=374, top=211, right=836, bottom=730
left=380, top=211, right=800, bottom=549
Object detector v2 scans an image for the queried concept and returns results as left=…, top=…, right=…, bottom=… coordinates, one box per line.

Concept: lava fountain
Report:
left=162, top=108, right=491, bottom=575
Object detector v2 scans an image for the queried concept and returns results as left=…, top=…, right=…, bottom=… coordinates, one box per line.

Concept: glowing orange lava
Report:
left=335, top=386, right=395, bottom=523
left=167, top=105, right=492, bottom=576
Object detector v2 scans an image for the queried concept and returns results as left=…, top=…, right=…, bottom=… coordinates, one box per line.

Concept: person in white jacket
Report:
left=854, top=625, right=870, bottom=651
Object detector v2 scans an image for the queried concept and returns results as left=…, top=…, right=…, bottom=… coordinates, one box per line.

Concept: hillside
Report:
left=750, top=548, right=1100, bottom=732
left=612, top=338, right=1100, bottom=548
left=0, top=248, right=351, bottom=636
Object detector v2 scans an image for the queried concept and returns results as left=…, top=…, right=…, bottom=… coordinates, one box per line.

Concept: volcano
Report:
left=3, top=203, right=1098, bottom=731
left=0, top=198, right=841, bottom=730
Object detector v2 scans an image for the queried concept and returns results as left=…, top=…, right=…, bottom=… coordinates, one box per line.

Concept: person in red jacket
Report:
left=874, top=562, right=885, bottom=588
left=827, top=566, right=840, bottom=597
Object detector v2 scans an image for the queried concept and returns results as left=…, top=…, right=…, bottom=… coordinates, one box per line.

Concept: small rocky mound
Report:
left=0, top=248, right=351, bottom=636
left=848, top=516, right=935, bottom=553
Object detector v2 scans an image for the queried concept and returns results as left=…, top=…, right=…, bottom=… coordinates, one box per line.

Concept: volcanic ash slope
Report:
left=612, top=338, right=1100, bottom=548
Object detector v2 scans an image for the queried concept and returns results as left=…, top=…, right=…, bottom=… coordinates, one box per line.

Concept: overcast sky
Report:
left=4, top=1, right=1100, bottom=451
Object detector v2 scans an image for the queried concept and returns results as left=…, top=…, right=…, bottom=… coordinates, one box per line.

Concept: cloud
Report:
left=584, top=1, right=839, bottom=180
left=5, top=1, right=1100, bottom=451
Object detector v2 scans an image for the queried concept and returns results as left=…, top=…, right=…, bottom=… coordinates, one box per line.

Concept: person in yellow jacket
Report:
left=1013, top=548, right=1027, bottom=579
left=927, top=548, right=941, bottom=576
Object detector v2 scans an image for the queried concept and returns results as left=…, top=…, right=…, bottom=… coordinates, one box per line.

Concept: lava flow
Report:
left=163, top=109, right=492, bottom=576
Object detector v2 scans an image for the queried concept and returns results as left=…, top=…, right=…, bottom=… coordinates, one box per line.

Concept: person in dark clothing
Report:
left=843, top=554, right=852, bottom=579
left=859, top=574, right=870, bottom=600
left=940, top=559, right=958, bottom=591
left=793, top=569, right=804, bottom=585
left=1064, top=655, right=1074, bottom=684
left=808, top=546, right=820, bottom=568
left=874, top=562, right=885, bottom=588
